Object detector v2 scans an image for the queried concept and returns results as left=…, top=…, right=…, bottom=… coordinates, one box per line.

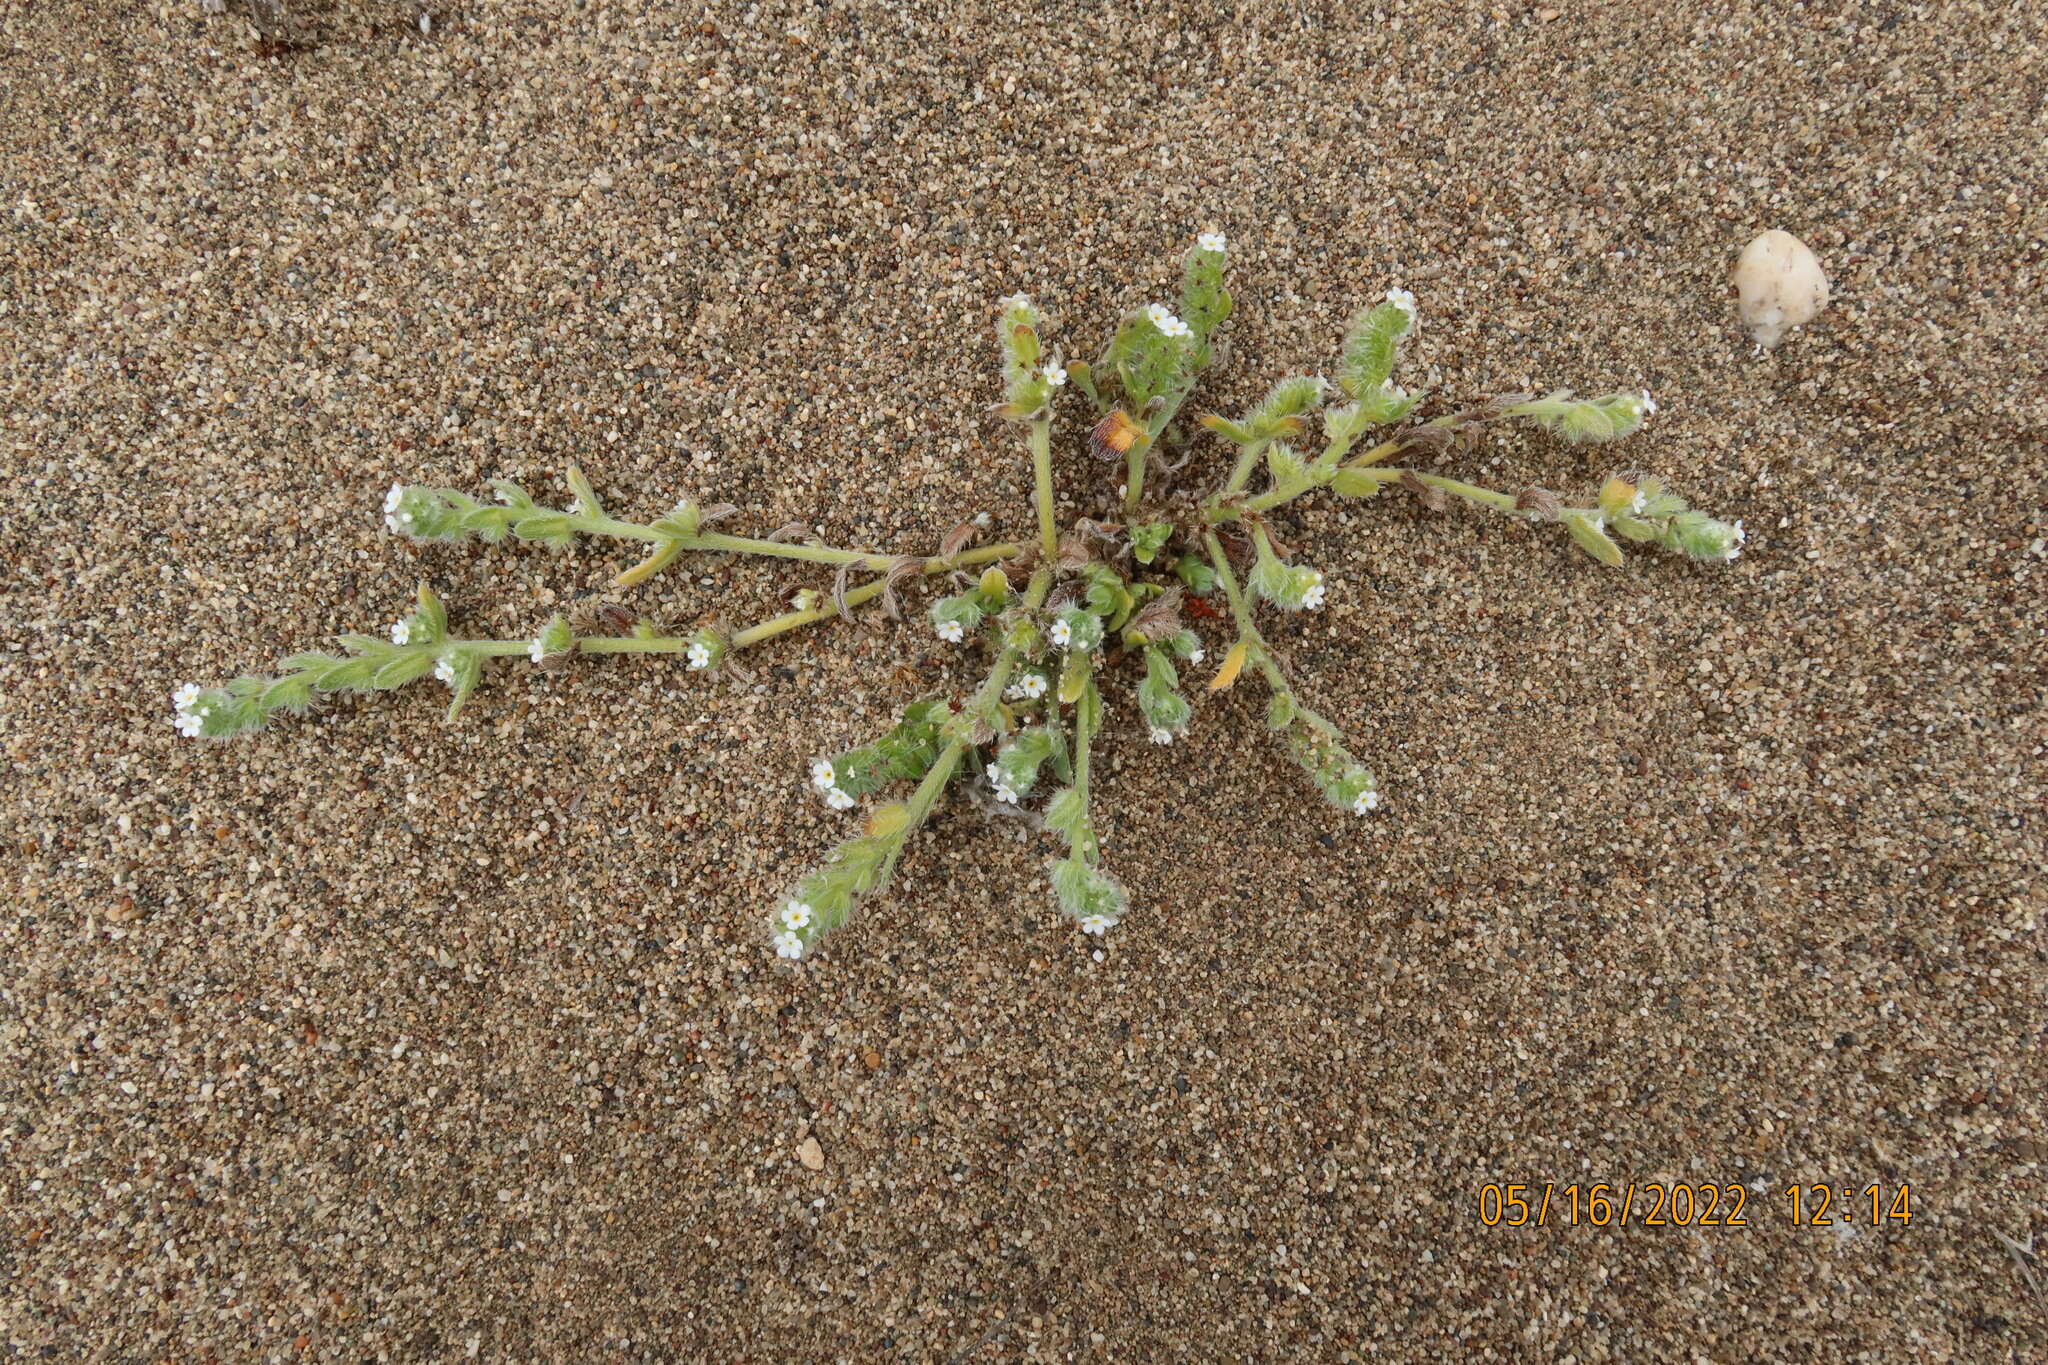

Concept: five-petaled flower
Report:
left=1198, top=231, right=1227, bottom=253
left=1043, top=362, right=1067, bottom=387
left=687, top=640, right=713, bottom=669
left=824, top=787, right=856, bottom=811
left=779, top=901, right=815, bottom=932
left=810, top=759, right=836, bottom=791
left=1049, top=619, right=1073, bottom=648
left=391, top=618, right=414, bottom=645
left=773, top=931, right=806, bottom=960
left=433, top=655, right=459, bottom=685
left=1385, top=287, right=1417, bottom=316
left=935, top=619, right=965, bottom=643
left=1352, top=789, right=1381, bottom=815
left=1079, top=915, right=1117, bottom=936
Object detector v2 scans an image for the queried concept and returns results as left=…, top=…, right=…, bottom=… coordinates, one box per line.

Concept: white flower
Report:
left=985, top=762, right=1003, bottom=782
left=1049, top=619, right=1072, bottom=648
left=1726, top=519, right=1747, bottom=561
left=433, top=655, right=459, bottom=685
left=687, top=641, right=712, bottom=669
left=174, top=710, right=205, bottom=738
left=773, top=931, right=806, bottom=961
left=391, top=618, right=414, bottom=645
left=384, top=483, right=403, bottom=514
left=1188, top=646, right=1205, bottom=665
left=1300, top=573, right=1326, bottom=611
left=1149, top=727, right=1174, bottom=745
left=810, top=759, right=837, bottom=791
left=1042, top=362, right=1067, bottom=387
left=824, top=786, right=855, bottom=811
left=1017, top=673, right=1048, bottom=700
left=1197, top=230, right=1227, bottom=253
left=383, top=484, right=414, bottom=535
left=1385, top=287, right=1417, bottom=316
left=998, top=293, right=1032, bottom=313
left=1629, top=488, right=1648, bottom=515
left=1079, top=915, right=1117, bottom=936
left=993, top=783, right=1019, bottom=805
left=779, top=901, right=815, bottom=932
left=1352, top=789, right=1382, bottom=815
left=172, top=683, right=201, bottom=713
left=527, top=639, right=545, bottom=663
left=935, top=619, right=965, bottom=644
left=1640, top=388, right=1657, bottom=416
left=1142, top=304, right=1191, bottom=338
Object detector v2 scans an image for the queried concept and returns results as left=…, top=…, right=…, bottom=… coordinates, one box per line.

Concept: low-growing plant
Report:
left=173, top=234, right=1743, bottom=960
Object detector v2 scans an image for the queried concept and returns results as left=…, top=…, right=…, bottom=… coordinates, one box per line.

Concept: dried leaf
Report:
left=765, top=521, right=808, bottom=544
left=1399, top=472, right=1448, bottom=512
left=1515, top=486, right=1563, bottom=519
left=1210, top=639, right=1249, bottom=691
left=939, top=521, right=979, bottom=557
left=1128, top=587, right=1184, bottom=642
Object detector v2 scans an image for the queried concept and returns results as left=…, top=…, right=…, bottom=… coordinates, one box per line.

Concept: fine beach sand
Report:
left=4, top=2, right=2044, bottom=1359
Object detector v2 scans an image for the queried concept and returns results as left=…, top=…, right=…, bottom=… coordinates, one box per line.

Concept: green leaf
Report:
left=314, top=657, right=378, bottom=691
left=414, top=582, right=448, bottom=640
left=512, top=513, right=574, bottom=542
left=564, top=465, right=605, bottom=519
left=1337, top=300, right=1413, bottom=399
left=373, top=650, right=439, bottom=688
left=1559, top=509, right=1624, bottom=567
left=1329, top=468, right=1385, bottom=498
left=489, top=479, right=536, bottom=510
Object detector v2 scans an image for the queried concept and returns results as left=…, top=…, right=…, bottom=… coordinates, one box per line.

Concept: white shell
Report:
left=1734, top=230, right=1829, bottom=350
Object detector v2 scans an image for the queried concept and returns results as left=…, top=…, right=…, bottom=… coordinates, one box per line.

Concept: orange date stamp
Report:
left=1478, top=1182, right=1913, bottom=1228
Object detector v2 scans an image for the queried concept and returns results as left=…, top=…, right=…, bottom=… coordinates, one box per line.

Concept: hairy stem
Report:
left=879, top=565, right=1055, bottom=881
left=1030, top=416, right=1058, bottom=559
left=1202, top=530, right=1288, bottom=694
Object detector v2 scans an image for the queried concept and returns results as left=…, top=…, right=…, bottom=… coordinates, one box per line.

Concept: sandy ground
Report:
left=3, top=1, right=2044, bottom=1360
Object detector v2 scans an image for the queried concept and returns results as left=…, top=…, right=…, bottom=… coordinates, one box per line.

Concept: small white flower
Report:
left=1629, top=488, right=1648, bottom=515
left=1042, top=362, right=1067, bottom=387
left=1049, top=619, right=1073, bottom=648
left=1352, top=789, right=1382, bottom=815
left=1197, top=230, right=1227, bottom=253
left=773, top=931, right=806, bottom=961
left=993, top=783, right=1019, bottom=805
left=527, top=639, right=545, bottom=663
left=935, top=619, right=965, bottom=644
left=985, top=762, right=1003, bottom=782
left=810, top=759, right=836, bottom=790
left=1143, top=304, right=1191, bottom=338
left=824, top=786, right=855, bottom=811
left=172, top=683, right=201, bottom=713
left=1640, top=388, right=1657, bottom=416
left=1080, top=915, right=1117, bottom=936
left=1385, top=287, right=1417, bottom=316
left=433, top=655, right=459, bottom=685
left=780, top=901, right=815, bottom=932
left=687, top=641, right=712, bottom=669
left=1188, top=646, right=1205, bottom=665
left=391, top=619, right=414, bottom=645
left=1300, top=574, right=1326, bottom=611
left=175, top=711, right=205, bottom=738
left=384, top=483, right=404, bottom=514
left=1149, top=727, right=1174, bottom=746
left=1017, top=673, right=1048, bottom=700
left=998, top=293, right=1032, bottom=313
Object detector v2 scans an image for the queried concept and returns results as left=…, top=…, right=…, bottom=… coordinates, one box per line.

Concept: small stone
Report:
left=796, top=1136, right=824, bottom=1171
left=861, top=1049, right=882, bottom=1070
left=1734, top=229, right=1829, bottom=350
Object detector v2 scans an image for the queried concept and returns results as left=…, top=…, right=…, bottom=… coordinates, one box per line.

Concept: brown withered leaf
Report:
left=939, top=521, right=980, bottom=558
left=1514, top=486, right=1563, bottom=519
left=764, top=521, right=808, bottom=543
left=1055, top=533, right=1094, bottom=572
left=1128, top=587, right=1184, bottom=642
left=1399, top=472, right=1448, bottom=512
left=832, top=559, right=857, bottom=622
left=696, top=502, right=741, bottom=529
left=1090, top=409, right=1146, bottom=462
